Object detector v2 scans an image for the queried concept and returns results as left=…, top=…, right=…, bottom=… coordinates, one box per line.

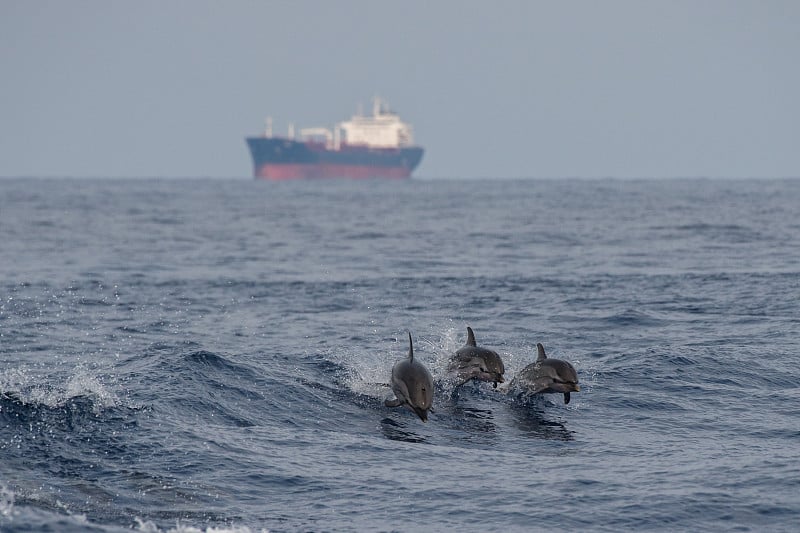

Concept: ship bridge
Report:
left=337, top=98, right=415, bottom=149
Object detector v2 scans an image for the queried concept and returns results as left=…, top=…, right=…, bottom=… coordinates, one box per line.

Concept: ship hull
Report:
left=246, top=137, right=424, bottom=180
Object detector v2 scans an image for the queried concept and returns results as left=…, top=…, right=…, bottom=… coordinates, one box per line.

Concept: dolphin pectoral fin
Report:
left=564, top=392, right=571, bottom=404
left=492, top=374, right=505, bottom=388
left=384, top=398, right=403, bottom=408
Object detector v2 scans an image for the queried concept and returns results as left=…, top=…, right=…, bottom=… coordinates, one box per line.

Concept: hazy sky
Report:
left=2, top=0, right=798, bottom=178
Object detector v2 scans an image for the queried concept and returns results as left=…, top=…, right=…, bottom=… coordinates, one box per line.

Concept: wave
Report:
left=0, top=490, right=259, bottom=533
left=0, top=364, right=122, bottom=414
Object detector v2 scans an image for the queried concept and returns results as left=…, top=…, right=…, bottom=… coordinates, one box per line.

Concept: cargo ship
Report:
left=246, top=98, right=424, bottom=180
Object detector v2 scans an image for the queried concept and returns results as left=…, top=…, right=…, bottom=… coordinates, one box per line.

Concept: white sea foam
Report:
left=0, top=364, right=119, bottom=414
left=332, top=327, right=457, bottom=400
left=135, top=518, right=269, bottom=533
left=0, top=485, right=15, bottom=518
left=65, top=368, right=119, bottom=413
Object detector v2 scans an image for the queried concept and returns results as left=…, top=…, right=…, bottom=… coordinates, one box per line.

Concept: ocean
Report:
left=1, top=177, right=799, bottom=532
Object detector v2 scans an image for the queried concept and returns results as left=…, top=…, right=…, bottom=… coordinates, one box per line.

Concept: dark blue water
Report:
left=1, top=177, right=799, bottom=532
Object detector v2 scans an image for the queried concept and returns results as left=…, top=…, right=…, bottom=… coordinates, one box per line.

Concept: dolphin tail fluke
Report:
left=466, top=326, right=477, bottom=347
left=536, top=343, right=547, bottom=361
left=407, top=331, right=414, bottom=363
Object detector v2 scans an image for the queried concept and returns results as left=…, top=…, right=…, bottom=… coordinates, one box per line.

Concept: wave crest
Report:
left=0, top=364, right=121, bottom=416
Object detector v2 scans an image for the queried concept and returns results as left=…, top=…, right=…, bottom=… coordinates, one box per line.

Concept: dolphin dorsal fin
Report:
left=537, top=343, right=547, bottom=361
left=466, top=327, right=477, bottom=347
left=408, top=332, right=414, bottom=363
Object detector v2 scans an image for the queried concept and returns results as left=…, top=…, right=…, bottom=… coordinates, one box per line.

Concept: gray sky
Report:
left=1, top=0, right=798, bottom=179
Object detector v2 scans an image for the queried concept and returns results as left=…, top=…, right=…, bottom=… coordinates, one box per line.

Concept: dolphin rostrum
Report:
left=385, top=332, right=434, bottom=422
left=511, top=343, right=580, bottom=404
left=446, top=326, right=505, bottom=388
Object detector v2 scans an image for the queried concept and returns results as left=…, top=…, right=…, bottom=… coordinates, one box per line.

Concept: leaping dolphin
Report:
left=511, top=343, right=580, bottom=404
left=446, top=326, right=505, bottom=388
left=385, top=332, right=434, bottom=422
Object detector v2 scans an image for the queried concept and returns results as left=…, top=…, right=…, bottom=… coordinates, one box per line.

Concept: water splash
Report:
left=135, top=518, right=269, bottom=533
left=0, top=485, right=15, bottom=519
left=0, top=364, right=120, bottom=414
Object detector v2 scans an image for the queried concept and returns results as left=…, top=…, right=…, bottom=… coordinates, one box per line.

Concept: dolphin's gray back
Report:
left=453, top=345, right=493, bottom=362
left=390, top=358, right=433, bottom=410
left=390, top=360, right=412, bottom=403
left=545, top=359, right=578, bottom=382
left=450, top=327, right=505, bottom=376
left=451, top=346, right=504, bottom=370
left=513, top=359, right=578, bottom=393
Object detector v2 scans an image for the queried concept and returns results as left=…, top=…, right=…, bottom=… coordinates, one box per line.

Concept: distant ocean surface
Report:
left=1, top=177, right=799, bottom=532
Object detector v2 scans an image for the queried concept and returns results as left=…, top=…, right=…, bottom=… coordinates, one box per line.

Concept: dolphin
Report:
left=511, top=343, right=580, bottom=404
left=385, top=332, right=434, bottom=422
left=446, top=326, right=505, bottom=388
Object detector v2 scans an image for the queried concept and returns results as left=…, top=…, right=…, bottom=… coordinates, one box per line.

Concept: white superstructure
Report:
left=264, top=98, right=416, bottom=151
left=337, top=98, right=415, bottom=149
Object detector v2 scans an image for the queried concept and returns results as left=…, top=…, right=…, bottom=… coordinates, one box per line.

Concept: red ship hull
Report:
left=255, top=163, right=412, bottom=180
